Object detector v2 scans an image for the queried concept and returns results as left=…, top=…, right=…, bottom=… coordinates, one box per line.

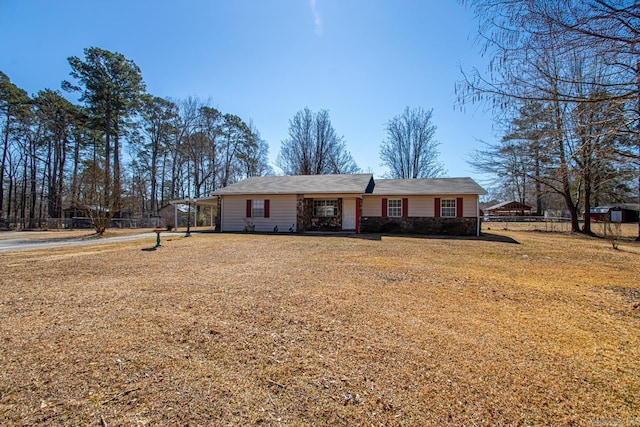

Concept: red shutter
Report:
left=381, top=198, right=388, bottom=217
left=246, top=199, right=252, bottom=218
left=434, top=198, right=441, bottom=217
left=264, top=199, right=270, bottom=218
left=457, top=197, right=464, bottom=218
left=402, top=198, right=409, bottom=218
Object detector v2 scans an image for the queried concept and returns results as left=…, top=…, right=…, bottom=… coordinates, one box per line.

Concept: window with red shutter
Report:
left=382, top=198, right=388, bottom=217
left=434, top=198, right=441, bottom=217
left=246, top=199, right=252, bottom=218
left=264, top=199, right=270, bottom=218
left=456, top=197, right=464, bottom=218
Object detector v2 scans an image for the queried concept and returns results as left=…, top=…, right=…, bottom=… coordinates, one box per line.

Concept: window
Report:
left=313, top=199, right=338, bottom=217
left=252, top=199, right=264, bottom=218
left=441, top=198, right=456, bottom=217
left=387, top=199, right=402, bottom=217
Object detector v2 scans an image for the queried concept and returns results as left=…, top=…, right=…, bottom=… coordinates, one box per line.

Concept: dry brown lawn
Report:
left=0, top=228, right=639, bottom=425
left=485, top=221, right=639, bottom=240
left=0, top=228, right=167, bottom=241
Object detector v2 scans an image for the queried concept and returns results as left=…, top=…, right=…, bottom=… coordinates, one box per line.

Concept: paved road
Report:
left=0, top=232, right=161, bottom=253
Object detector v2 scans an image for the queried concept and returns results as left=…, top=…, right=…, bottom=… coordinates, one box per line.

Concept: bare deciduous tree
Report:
left=380, top=107, right=445, bottom=179
left=277, top=108, right=359, bottom=175
left=459, top=0, right=639, bottom=235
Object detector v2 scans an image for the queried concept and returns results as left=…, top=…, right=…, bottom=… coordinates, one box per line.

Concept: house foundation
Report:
left=361, top=217, right=479, bottom=236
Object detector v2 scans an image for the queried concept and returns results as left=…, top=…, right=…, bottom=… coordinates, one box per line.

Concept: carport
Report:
left=168, top=196, right=219, bottom=231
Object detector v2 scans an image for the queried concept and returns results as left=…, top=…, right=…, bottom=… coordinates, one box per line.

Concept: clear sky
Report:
left=0, top=0, right=495, bottom=181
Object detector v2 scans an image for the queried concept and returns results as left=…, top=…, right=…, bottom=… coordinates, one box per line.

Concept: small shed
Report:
left=485, top=201, right=533, bottom=217
left=588, top=204, right=639, bottom=223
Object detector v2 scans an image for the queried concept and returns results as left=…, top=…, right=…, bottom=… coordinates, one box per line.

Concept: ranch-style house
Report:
left=185, top=174, right=487, bottom=236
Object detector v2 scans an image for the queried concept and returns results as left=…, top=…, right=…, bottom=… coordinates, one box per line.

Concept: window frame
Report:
left=313, top=199, right=338, bottom=217
left=251, top=199, right=265, bottom=218
left=387, top=199, right=402, bottom=217
left=441, top=198, right=456, bottom=218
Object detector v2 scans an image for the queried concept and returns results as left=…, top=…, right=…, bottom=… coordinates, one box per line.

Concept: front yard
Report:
left=0, top=230, right=638, bottom=425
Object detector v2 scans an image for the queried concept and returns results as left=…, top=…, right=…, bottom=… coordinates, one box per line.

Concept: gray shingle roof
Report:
left=212, top=175, right=487, bottom=196
left=371, top=178, right=488, bottom=195
left=212, top=174, right=375, bottom=195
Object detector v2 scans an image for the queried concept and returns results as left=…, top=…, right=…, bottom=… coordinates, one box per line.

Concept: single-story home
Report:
left=206, top=174, right=487, bottom=236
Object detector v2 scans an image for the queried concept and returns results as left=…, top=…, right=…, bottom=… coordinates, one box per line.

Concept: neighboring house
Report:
left=484, top=201, right=534, bottom=218
left=587, top=204, right=640, bottom=223
left=208, top=174, right=487, bottom=236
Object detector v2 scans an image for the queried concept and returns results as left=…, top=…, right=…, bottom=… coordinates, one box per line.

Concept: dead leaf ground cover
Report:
left=0, top=229, right=639, bottom=425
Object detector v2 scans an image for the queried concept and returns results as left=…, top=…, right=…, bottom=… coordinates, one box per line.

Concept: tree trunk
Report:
left=0, top=111, right=10, bottom=220
left=56, top=136, right=67, bottom=219
left=582, top=169, right=593, bottom=235
left=150, top=135, right=158, bottom=215
left=6, top=164, right=12, bottom=227
left=553, top=91, right=580, bottom=233
left=70, top=132, right=81, bottom=207
left=104, top=108, right=112, bottom=213
left=113, top=119, right=121, bottom=215
left=160, top=151, right=168, bottom=207
left=636, top=144, right=639, bottom=242
left=636, top=61, right=640, bottom=241
left=29, top=140, right=37, bottom=229
left=534, top=141, right=543, bottom=216
left=20, top=159, right=27, bottom=228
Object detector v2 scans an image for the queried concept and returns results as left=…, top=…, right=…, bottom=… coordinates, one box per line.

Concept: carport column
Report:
left=174, top=203, right=179, bottom=231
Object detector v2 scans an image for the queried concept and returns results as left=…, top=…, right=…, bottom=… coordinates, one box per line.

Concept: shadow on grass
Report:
left=215, top=230, right=520, bottom=244
left=359, top=232, right=520, bottom=244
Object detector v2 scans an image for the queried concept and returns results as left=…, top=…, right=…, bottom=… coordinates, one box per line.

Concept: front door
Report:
left=342, top=198, right=356, bottom=230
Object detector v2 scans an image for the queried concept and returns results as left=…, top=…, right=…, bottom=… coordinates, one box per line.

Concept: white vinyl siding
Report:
left=362, top=195, right=478, bottom=218
left=221, top=195, right=296, bottom=232
left=407, top=197, right=433, bottom=217
left=362, top=197, right=382, bottom=217
left=464, top=195, right=479, bottom=218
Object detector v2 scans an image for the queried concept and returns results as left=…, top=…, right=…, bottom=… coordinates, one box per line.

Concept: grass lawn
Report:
left=0, top=228, right=639, bottom=425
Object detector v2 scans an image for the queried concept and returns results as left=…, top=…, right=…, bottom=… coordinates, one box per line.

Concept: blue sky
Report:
left=0, top=0, right=494, bottom=180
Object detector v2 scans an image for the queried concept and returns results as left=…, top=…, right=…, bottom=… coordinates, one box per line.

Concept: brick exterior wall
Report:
left=360, top=216, right=478, bottom=236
